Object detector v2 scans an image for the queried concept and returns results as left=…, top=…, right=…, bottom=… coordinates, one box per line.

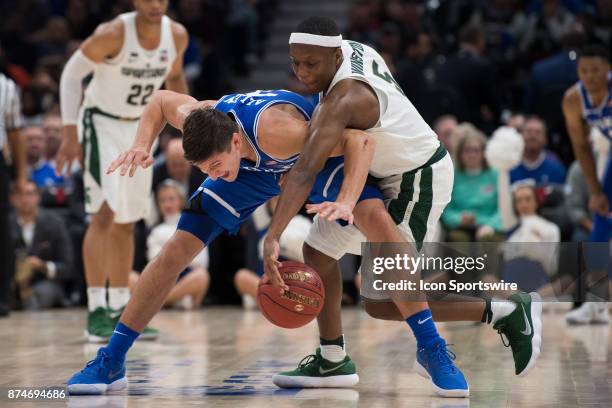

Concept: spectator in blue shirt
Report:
left=510, top=115, right=567, bottom=186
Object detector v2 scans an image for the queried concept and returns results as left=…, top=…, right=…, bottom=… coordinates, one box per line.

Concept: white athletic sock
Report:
left=108, top=287, right=130, bottom=311
left=320, top=337, right=346, bottom=363
left=87, top=287, right=107, bottom=312
left=491, top=299, right=517, bottom=324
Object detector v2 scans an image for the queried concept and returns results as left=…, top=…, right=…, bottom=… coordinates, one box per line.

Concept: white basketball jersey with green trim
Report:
left=83, top=12, right=176, bottom=118
left=323, top=40, right=440, bottom=178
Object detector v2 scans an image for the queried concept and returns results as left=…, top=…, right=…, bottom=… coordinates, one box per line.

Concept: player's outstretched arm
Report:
left=306, top=129, right=376, bottom=224
left=56, top=20, right=123, bottom=176
left=263, top=81, right=377, bottom=288
left=563, top=88, right=609, bottom=216
left=106, top=90, right=198, bottom=177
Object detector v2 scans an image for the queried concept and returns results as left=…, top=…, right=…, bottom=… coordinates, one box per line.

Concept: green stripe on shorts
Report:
left=83, top=109, right=101, bottom=187
left=388, top=172, right=415, bottom=224
left=408, top=166, right=433, bottom=249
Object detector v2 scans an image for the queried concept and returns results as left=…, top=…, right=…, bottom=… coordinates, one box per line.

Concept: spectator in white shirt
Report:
left=129, top=180, right=209, bottom=309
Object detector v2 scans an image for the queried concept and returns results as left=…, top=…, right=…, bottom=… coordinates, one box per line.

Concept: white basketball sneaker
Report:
left=565, top=303, right=593, bottom=325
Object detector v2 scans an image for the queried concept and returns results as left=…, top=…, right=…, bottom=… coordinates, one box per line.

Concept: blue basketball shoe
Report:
left=414, top=338, right=469, bottom=397
left=67, top=348, right=127, bottom=395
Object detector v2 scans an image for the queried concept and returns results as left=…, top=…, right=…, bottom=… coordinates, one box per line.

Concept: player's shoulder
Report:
left=169, top=19, right=189, bottom=47
left=90, top=17, right=125, bottom=42
left=326, top=78, right=376, bottom=109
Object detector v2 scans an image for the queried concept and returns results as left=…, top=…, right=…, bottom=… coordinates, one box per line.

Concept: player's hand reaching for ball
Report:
left=306, top=201, right=354, bottom=224
left=55, top=125, right=82, bottom=177
left=262, top=236, right=289, bottom=294
left=106, top=146, right=154, bottom=177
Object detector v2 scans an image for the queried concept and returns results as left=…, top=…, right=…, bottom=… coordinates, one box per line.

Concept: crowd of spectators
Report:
left=1, top=0, right=611, bottom=311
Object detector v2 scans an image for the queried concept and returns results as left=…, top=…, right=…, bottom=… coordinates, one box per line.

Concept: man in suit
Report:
left=10, top=181, right=74, bottom=309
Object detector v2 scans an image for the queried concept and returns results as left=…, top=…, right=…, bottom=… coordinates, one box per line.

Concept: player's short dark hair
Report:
left=182, top=108, right=237, bottom=163
left=295, top=16, right=340, bottom=36
left=579, top=44, right=610, bottom=62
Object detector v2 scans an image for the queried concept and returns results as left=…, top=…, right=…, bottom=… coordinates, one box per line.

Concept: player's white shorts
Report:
left=305, top=146, right=453, bottom=259
left=78, top=107, right=152, bottom=224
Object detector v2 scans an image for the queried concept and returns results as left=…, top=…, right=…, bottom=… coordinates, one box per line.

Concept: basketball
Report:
left=257, top=261, right=325, bottom=329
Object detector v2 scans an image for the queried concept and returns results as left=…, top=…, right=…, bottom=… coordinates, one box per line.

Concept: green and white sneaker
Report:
left=85, top=307, right=114, bottom=343
left=273, top=348, right=359, bottom=388
left=108, top=307, right=159, bottom=341
left=493, top=292, right=542, bottom=377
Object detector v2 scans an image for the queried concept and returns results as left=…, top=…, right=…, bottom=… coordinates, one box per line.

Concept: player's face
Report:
left=514, top=186, right=538, bottom=216
left=290, top=44, right=342, bottom=93
left=196, top=134, right=241, bottom=182
left=577, top=56, right=610, bottom=93
left=133, top=0, right=168, bottom=24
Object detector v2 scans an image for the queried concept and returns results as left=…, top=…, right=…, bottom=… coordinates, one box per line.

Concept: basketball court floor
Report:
left=1, top=306, right=610, bottom=407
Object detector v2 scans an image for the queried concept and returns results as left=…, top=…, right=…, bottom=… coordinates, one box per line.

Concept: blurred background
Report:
left=1, top=0, right=611, bottom=312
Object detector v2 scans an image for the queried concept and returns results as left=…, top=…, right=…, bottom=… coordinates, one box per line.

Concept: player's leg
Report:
left=361, top=153, right=542, bottom=377
left=104, top=116, right=158, bottom=338
left=82, top=201, right=114, bottom=341
left=67, top=228, right=206, bottom=395
left=350, top=196, right=469, bottom=397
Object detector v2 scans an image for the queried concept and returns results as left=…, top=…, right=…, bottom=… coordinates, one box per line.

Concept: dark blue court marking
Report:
left=125, top=359, right=301, bottom=397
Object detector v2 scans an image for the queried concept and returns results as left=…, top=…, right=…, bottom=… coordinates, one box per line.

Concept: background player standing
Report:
left=56, top=0, right=188, bottom=342
left=562, top=44, right=611, bottom=324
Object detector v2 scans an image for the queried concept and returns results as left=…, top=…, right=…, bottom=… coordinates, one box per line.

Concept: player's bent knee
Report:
left=364, top=302, right=404, bottom=321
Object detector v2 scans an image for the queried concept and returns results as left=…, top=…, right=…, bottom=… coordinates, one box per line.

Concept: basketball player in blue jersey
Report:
left=562, top=44, right=611, bottom=324
left=64, top=89, right=381, bottom=394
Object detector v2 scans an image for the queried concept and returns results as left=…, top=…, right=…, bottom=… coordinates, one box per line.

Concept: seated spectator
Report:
left=483, top=181, right=572, bottom=299
left=9, top=181, right=74, bottom=309
left=130, top=180, right=209, bottom=309
left=510, top=115, right=567, bottom=185
left=506, top=112, right=526, bottom=132
left=152, top=138, right=204, bottom=197
left=442, top=126, right=502, bottom=241
left=433, top=115, right=458, bottom=156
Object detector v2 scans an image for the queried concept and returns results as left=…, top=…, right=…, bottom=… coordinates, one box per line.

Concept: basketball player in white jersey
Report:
left=264, top=17, right=542, bottom=397
left=56, top=0, right=188, bottom=342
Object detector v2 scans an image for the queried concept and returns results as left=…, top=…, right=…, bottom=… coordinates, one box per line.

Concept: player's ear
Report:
left=233, top=132, right=241, bottom=149
left=334, top=48, right=342, bottom=65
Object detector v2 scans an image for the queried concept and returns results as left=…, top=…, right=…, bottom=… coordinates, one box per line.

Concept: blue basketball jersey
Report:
left=577, top=72, right=612, bottom=141
left=213, top=90, right=315, bottom=173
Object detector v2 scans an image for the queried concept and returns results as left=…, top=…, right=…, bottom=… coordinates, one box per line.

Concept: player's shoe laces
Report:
left=493, top=292, right=542, bottom=376
left=108, top=307, right=159, bottom=340
left=85, top=307, right=114, bottom=343
left=67, top=348, right=127, bottom=395
left=273, top=348, right=359, bottom=388
left=415, top=338, right=469, bottom=398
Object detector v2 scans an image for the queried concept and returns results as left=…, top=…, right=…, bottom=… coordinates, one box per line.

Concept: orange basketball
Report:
left=257, top=261, right=325, bottom=329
